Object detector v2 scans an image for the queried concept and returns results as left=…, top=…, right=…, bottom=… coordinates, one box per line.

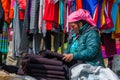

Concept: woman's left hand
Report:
left=62, top=54, right=73, bottom=62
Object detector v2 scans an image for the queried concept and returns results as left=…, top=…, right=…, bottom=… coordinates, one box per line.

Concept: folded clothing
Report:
left=26, top=63, right=64, bottom=72
left=32, top=74, right=65, bottom=79
left=30, top=69, right=65, bottom=76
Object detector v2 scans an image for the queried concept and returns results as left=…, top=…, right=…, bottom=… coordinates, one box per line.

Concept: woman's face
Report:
left=70, top=22, right=82, bottom=34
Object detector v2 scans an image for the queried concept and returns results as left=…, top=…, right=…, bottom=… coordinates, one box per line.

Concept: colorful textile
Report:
left=71, top=0, right=76, bottom=12
left=0, top=22, right=9, bottom=54
left=96, top=0, right=103, bottom=28
left=9, top=0, right=15, bottom=19
left=1, top=0, right=11, bottom=24
left=100, top=0, right=114, bottom=30
left=76, top=0, right=82, bottom=10
left=43, top=0, right=55, bottom=30
left=112, top=3, right=120, bottom=38
left=59, top=0, right=64, bottom=30
left=102, top=0, right=120, bottom=33
left=82, top=0, right=99, bottom=18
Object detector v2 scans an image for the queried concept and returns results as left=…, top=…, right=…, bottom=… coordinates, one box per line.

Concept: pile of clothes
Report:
left=18, top=50, right=66, bottom=80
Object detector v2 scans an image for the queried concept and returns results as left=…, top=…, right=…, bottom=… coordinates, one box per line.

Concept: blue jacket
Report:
left=65, top=24, right=105, bottom=67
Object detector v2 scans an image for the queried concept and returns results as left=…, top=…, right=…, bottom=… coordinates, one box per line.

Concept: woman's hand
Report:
left=62, top=54, right=73, bottom=62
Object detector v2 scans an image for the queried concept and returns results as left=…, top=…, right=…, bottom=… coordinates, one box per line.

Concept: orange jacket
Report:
left=1, top=0, right=11, bottom=24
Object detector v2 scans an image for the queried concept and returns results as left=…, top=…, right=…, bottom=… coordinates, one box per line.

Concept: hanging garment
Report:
left=100, top=0, right=106, bottom=29
left=18, top=0, right=26, bottom=20
left=112, top=3, right=120, bottom=38
left=82, top=0, right=99, bottom=18
left=71, top=0, right=76, bottom=12
left=0, top=22, right=9, bottom=54
left=115, top=2, right=120, bottom=33
left=0, top=0, right=10, bottom=54
left=112, top=33, right=120, bottom=39
left=100, top=0, right=114, bottom=30
left=44, top=30, right=51, bottom=50
left=38, top=0, right=46, bottom=34
left=29, top=0, right=39, bottom=34
left=1, top=0, right=11, bottom=24
left=102, top=0, right=120, bottom=33
left=96, top=0, right=103, bottom=28
left=67, top=0, right=76, bottom=14
left=101, top=33, right=117, bottom=58
left=0, top=1, right=4, bottom=33
left=32, top=34, right=42, bottom=54
left=43, top=0, right=55, bottom=30
left=64, top=0, right=67, bottom=32
left=9, top=0, right=15, bottom=19
left=76, top=0, right=82, bottom=10
left=45, top=0, right=55, bottom=21
left=23, top=0, right=30, bottom=32
left=54, top=1, right=59, bottom=29
left=12, top=1, right=24, bottom=57
left=59, top=0, right=64, bottom=30
left=66, top=3, right=69, bottom=32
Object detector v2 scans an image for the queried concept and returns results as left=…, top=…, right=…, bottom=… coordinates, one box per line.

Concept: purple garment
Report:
left=29, top=57, right=63, bottom=66
left=101, top=33, right=117, bottom=58
left=30, top=69, right=65, bottom=75
left=40, top=50, right=63, bottom=60
left=27, top=63, right=64, bottom=71
left=32, top=74, right=65, bottom=79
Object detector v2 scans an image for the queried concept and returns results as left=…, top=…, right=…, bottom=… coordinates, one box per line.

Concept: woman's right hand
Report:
left=62, top=54, right=73, bottom=62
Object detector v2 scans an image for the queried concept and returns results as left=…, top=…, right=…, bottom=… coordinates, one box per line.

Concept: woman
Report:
left=62, top=9, right=105, bottom=67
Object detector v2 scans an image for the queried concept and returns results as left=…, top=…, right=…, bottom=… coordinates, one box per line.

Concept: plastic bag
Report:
left=70, top=64, right=120, bottom=80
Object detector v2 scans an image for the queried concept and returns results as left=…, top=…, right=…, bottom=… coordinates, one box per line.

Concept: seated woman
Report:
left=62, top=9, right=105, bottom=79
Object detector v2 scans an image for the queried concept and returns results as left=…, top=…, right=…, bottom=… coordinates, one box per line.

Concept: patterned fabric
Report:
left=29, top=0, right=39, bottom=34
left=0, top=22, right=9, bottom=54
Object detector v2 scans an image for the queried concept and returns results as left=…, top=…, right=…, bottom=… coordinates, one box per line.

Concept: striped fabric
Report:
left=0, top=22, right=9, bottom=54
left=29, top=0, right=39, bottom=34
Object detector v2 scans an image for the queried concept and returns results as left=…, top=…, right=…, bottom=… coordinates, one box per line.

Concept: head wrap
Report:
left=68, top=9, right=96, bottom=26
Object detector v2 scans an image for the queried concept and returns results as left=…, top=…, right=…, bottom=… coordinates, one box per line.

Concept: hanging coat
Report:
left=0, top=1, right=4, bottom=33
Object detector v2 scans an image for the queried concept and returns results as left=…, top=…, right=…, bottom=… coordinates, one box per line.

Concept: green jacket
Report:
left=65, top=24, right=105, bottom=67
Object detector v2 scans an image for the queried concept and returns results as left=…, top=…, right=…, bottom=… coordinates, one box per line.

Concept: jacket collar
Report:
left=79, top=23, right=89, bottom=34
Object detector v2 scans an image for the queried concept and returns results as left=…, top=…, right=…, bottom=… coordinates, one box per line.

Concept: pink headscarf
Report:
left=68, top=9, right=96, bottom=26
